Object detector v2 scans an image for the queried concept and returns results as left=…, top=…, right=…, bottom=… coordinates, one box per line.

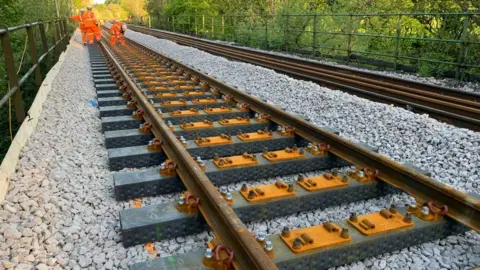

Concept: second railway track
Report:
left=89, top=29, right=480, bottom=270
left=128, top=25, right=480, bottom=131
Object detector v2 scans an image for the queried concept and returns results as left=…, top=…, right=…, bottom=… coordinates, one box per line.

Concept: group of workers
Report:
left=70, top=6, right=127, bottom=46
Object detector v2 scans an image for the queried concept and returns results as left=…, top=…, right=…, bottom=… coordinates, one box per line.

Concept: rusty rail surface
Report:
left=128, top=25, right=480, bottom=131
left=1, top=19, right=71, bottom=124
left=98, top=38, right=278, bottom=270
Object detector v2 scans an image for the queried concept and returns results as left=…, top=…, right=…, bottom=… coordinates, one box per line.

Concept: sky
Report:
left=94, top=0, right=106, bottom=4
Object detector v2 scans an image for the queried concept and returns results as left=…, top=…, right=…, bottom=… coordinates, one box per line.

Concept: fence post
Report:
left=1, top=31, right=26, bottom=123
left=49, top=21, right=59, bottom=61
left=312, top=14, right=317, bottom=56
left=347, top=14, right=353, bottom=64
left=393, top=15, right=402, bottom=70
left=222, top=16, right=225, bottom=40
left=55, top=20, right=63, bottom=53
left=233, top=16, right=237, bottom=42
left=195, top=16, right=198, bottom=36
left=265, top=15, right=269, bottom=49
left=26, top=22, right=43, bottom=89
left=63, top=19, right=70, bottom=42
left=39, top=21, right=52, bottom=69
left=285, top=14, right=289, bottom=52
left=202, top=15, right=205, bottom=38
left=211, top=17, right=214, bottom=39
left=58, top=19, right=67, bottom=51
left=455, top=15, right=470, bottom=80
left=248, top=16, right=252, bottom=46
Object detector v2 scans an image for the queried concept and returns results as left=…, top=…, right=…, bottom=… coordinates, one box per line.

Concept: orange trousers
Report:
left=110, top=33, right=125, bottom=45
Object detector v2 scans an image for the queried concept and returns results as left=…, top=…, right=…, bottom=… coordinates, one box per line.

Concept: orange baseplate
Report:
left=237, top=130, right=273, bottom=141
left=218, top=117, right=250, bottom=126
left=148, top=86, right=169, bottom=91
left=153, top=92, right=177, bottom=98
left=194, top=134, right=233, bottom=146
left=204, top=106, right=233, bottom=114
left=240, top=181, right=295, bottom=202
left=281, top=222, right=351, bottom=253
left=182, top=90, right=205, bottom=96
left=180, top=120, right=214, bottom=130
left=161, top=100, right=187, bottom=106
left=169, top=108, right=200, bottom=117
left=191, top=98, right=217, bottom=104
left=297, top=173, right=349, bottom=191
left=213, top=153, right=258, bottom=169
left=347, top=210, right=413, bottom=236
left=262, top=147, right=305, bottom=162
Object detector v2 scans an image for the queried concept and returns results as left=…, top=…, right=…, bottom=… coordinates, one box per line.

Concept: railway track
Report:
left=89, top=30, right=480, bottom=270
left=128, top=25, right=480, bottom=131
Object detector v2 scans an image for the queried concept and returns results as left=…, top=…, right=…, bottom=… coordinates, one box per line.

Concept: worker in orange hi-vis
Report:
left=84, top=6, right=101, bottom=44
left=70, top=9, right=87, bottom=45
left=110, top=20, right=127, bottom=45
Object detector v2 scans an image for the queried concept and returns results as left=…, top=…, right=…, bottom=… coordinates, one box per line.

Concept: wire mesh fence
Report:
left=148, top=12, right=480, bottom=82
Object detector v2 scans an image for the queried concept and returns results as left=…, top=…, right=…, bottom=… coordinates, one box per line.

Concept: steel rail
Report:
left=124, top=37, right=480, bottom=233
left=129, top=25, right=480, bottom=101
left=98, top=39, right=277, bottom=270
left=128, top=26, right=480, bottom=130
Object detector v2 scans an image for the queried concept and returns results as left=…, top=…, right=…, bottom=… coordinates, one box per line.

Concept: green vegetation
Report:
left=145, top=0, right=480, bottom=81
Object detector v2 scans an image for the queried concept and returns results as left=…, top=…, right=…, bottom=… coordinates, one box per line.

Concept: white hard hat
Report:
left=122, top=24, right=128, bottom=31
left=87, top=6, right=92, bottom=10
left=80, top=9, right=85, bottom=13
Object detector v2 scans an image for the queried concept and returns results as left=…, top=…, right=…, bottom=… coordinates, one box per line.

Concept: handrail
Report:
left=0, top=18, right=71, bottom=123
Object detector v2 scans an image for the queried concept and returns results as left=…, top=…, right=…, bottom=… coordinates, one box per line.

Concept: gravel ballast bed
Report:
left=126, top=30, right=480, bottom=269
left=197, top=32, right=480, bottom=93
left=0, top=32, right=206, bottom=270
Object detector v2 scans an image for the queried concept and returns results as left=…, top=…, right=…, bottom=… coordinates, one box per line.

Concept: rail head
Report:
left=125, top=37, right=480, bottom=233
left=98, top=39, right=278, bottom=270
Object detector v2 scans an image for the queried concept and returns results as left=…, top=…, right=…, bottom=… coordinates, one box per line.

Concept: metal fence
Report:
left=150, top=12, right=480, bottom=81
left=0, top=19, right=70, bottom=124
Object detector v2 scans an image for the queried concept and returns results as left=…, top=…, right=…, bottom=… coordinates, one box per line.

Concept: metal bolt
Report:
left=297, top=174, right=305, bottom=182
left=307, top=143, right=313, bottom=149
left=357, top=170, right=365, bottom=178
left=248, top=190, right=256, bottom=199
left=241, top=184, right=248, bottom=192
left=264, top=240, right=273, bottom=251
left=340, top=228, right=350, bottom=239
left=287, top=184, right=294, bottom=193
left=421, top=206, right=430, bottom=215
left=204, top=248, right=213, bottom=259
left=225, top=192, right=233, bottom=201
left=255, top=113, right=259, bottom=118
left=389, top=203, right=397, bottom=213
left=293, top=237, right=303, bottom=250
left=156, top=108, right=162, bottom=114
left=256, top=231, right=266, bottom=241
left=178, top=196, right=185, bottom=205
left=349, top=212, right=358, bottom=222
left=148, top=140, right=153, bottom=146
left=332, top=169, right=339, bottom=176
left=282, top=226, right=290, bottom=237
left=149, top=99, right=154, bottom=104
left=167, top=121, right=173, bottom=126
left=277, top=126, right=282, bottom=131
left=220, top=186, right=228, bottom=195
left=313, top=146, right=319, bottom=152
left=341, top=175, right=349, bottom=183
left=159, top=162, right=165, bottom=170
left=404, top=212, right=412, bottom=223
